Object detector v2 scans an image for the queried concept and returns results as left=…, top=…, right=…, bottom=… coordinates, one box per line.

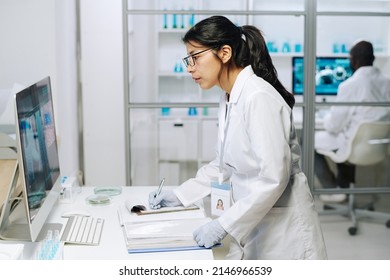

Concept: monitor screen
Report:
left=292, top=56, right=353, bottom=95
left=0, top=76, right=62, bottom=242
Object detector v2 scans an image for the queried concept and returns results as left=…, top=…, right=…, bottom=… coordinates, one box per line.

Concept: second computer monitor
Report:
left=292, top=56, right=353, bottom=95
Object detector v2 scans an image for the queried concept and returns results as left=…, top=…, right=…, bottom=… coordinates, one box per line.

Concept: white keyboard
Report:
left=61, top=215, right=104, bottom=245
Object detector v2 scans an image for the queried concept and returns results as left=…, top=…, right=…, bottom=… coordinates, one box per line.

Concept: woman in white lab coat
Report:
left=149, top=16, right=327, bottom=260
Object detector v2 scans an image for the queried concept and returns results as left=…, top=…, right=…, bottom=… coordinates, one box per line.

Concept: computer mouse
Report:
left=124, top=199, right=146, bottom=213
left=61, top=210, right=91, bottom=218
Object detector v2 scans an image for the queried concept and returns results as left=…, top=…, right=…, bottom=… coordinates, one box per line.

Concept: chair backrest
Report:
left=348, top=121, right=390, bottom=166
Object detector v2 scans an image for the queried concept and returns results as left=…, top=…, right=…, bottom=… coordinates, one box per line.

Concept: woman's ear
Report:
left=218, top=45, right=232, bottom=64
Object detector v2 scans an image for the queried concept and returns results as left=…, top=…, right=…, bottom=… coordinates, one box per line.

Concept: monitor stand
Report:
left=0, top=162, right=62, bottom=242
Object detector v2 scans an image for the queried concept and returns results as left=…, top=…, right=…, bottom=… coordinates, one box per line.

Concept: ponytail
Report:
left=239, top=26, right=295, bottom=108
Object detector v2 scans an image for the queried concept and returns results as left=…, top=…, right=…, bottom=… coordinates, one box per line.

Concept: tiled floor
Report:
left=213, top=194, right=390, bottom=260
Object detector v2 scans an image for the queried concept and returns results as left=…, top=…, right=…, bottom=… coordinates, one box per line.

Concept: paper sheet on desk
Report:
left=123, top=217, right=214, bottom=254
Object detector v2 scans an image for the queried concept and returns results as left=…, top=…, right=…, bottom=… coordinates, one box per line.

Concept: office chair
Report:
left=316, top=121, right=390, bottom=236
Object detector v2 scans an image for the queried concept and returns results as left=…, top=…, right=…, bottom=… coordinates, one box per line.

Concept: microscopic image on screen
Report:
left=292, top=56, right=353, bottom=95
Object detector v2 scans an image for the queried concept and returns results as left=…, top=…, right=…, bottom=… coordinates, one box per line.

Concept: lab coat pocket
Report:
left=242, top=206, right=307, bottom=260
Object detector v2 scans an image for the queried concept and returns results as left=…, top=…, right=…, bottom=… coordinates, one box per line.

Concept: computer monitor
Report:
left=292, top=56, right=353, bottom=95
left=0, top=76, right=62, bottom=242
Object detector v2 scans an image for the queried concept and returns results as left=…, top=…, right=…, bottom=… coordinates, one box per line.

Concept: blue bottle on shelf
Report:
left=282, top=42, right=291, bottom=53
left=172, top=14, right=177, bottom=29
left=181, top=10, right=185, bottom=29
left=188, top=9, right=195, bottom=27
left=163, top=10, right=168, bottom=29
left=161, top=107, right=170, bottom=116
left=174, top=60, right=183, bottom=73
left=188, top=107, right=197, bottom=116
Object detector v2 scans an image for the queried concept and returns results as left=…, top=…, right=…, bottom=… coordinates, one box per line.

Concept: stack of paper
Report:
left=123, top=217, right=212, bottom=253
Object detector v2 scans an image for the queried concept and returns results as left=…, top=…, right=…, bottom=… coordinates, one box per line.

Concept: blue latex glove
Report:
left=193, top=219, right=227, bottom=248
left=148, top=190, right=183, bottom=209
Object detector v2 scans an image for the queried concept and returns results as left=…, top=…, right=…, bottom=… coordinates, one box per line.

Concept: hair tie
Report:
left=239, top=26, right=246, bottom=42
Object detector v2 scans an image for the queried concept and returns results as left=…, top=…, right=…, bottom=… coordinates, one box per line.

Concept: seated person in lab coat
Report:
left=149, top=16, right=327, bottom=260
left=315, top=40, right=390, bottom=203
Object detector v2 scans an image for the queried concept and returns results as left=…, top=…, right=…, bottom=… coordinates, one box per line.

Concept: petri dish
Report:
left=93, top=186, right=122, bottom=196
left=86, top=194, right=111, bottom=205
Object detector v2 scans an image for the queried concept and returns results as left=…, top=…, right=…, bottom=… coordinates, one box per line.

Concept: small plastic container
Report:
left=93, top=186, right=122, bottom=197
left=86, top=194, right=111, bottom=206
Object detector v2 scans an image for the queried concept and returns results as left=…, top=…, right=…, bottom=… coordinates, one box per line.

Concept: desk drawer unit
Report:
left=159, top=119, right=198, bottom=161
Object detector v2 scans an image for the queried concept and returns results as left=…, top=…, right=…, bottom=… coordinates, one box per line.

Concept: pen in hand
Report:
left=154, top=178, right=165, bottom=198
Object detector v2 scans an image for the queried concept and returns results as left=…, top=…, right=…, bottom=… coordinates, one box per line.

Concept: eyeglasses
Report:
left=182, top=48, right=212, bottom=68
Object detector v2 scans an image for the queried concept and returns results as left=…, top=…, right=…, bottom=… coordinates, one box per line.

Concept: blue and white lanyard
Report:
left=218, top=102, right=232, bottom=184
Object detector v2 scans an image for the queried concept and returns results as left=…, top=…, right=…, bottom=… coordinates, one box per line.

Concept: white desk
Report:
left=5, top=186, right=214, bottom=260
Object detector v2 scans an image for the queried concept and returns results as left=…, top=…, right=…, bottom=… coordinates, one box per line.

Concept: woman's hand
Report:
left=148, top=190, right=183, bottom=209
left=193, top=219, right=227, bottom=248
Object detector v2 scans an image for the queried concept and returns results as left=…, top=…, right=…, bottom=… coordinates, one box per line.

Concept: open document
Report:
left=123, top=217, right=213, bottom=254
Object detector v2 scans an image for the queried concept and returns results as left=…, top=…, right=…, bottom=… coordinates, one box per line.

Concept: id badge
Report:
left=211, top=181, right=231, bottom=217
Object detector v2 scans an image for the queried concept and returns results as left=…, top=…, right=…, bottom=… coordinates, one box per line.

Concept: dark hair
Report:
left=350, top=40, right=375, bottom=66
left=183, top=15, right=295, bottom=109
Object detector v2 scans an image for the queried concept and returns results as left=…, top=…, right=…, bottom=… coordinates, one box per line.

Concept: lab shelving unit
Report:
left=123, top=0, right=390, bottom=197
left=124, top=0, right=309, bottom=186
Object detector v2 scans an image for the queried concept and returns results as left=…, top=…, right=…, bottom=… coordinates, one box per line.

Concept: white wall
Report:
left=1, top=0, right=129, bottom=186
left=54, top=1, right=79, bottom=180
left=0, top=0, right=80, bottom=178
left=80, top=0, right=126, bottom=186
left=0, top=0, right=56, bottom=88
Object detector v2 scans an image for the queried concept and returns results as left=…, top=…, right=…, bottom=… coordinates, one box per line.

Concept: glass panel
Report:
left=128, top=14, right=156, bottom=103
left=251, top=15, right=304, bottom=103
left=128, top=0, right=246, bottom=12
left=317, top=16, right=390, bottom=57
left=129, top=108, right=217, bottom=186
left=201, top=0, right=247, bottom=12
left=255, top=14, right=306, bottom=154
left=252, top=0, right=305, bottom=12
left=127, top=12, right=224, bottom=104
left=126, top=2, right=307, bottom=186
left=127, top=0, right=305, bottom=13
left=314, top=12, right=390, bottom=195
left=317, top=0, right=390, bottom=13
left=129, top=108, right=158, bottom=186
left=127, top=0, right=155, bottom=10
left=313, top=104, right=390, bottom=193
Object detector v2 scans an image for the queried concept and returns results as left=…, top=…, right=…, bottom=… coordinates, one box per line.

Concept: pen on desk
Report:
left=154, top=178, right=165, bottom=198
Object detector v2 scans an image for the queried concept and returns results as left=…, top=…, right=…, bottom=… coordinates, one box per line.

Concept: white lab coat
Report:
left=175, top=66, right=327, bottom=260
left=315, top=66, right=390, bottom=158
